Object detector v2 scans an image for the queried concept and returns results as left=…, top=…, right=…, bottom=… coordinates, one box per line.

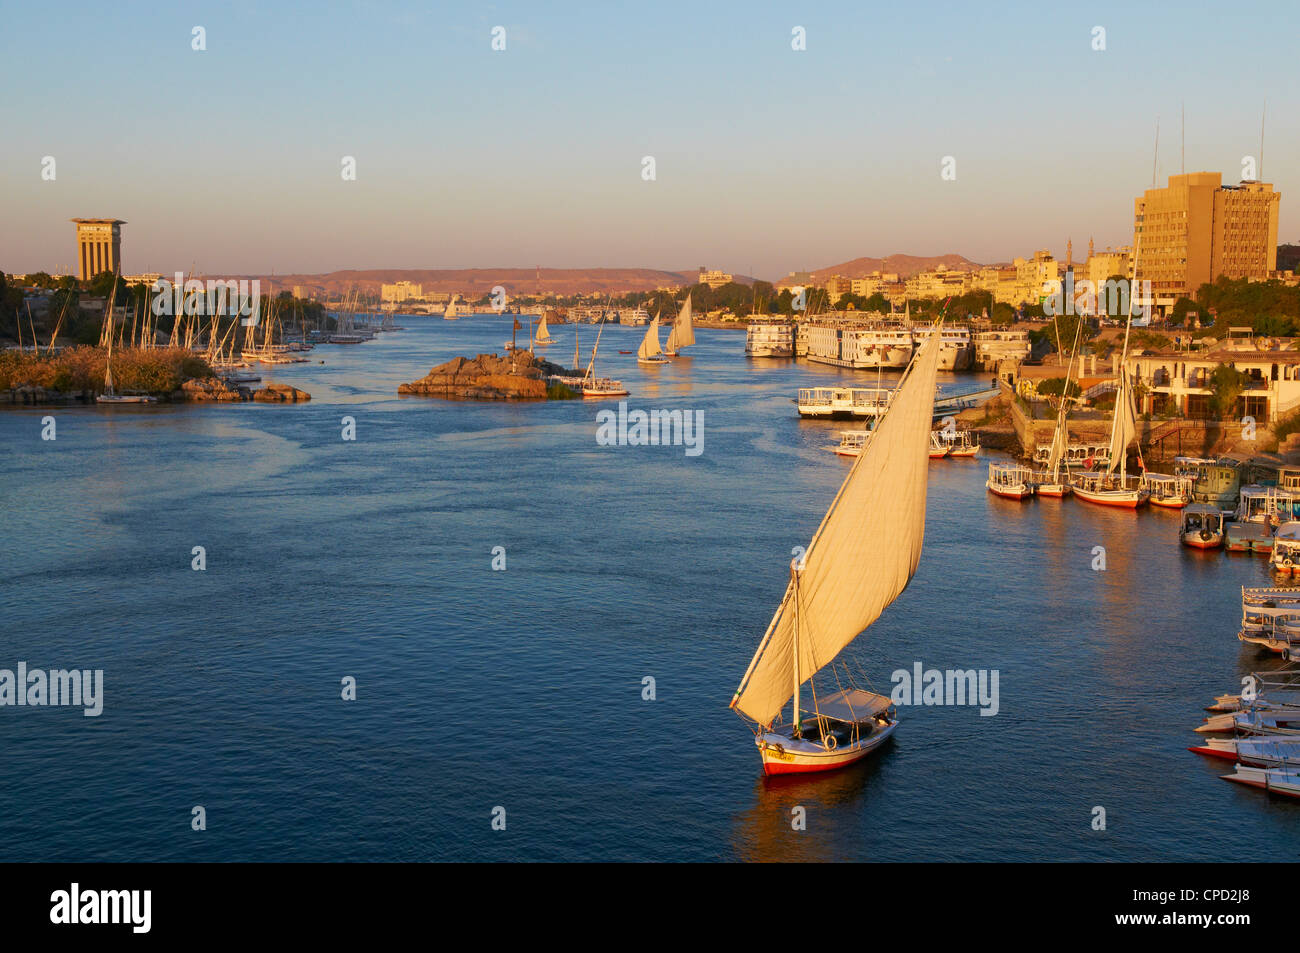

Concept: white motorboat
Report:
left=987, top=462, right=1034, bottom=500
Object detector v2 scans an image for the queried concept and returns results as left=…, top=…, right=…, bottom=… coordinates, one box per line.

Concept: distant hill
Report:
left=230, top=268, right=701, bottom=298
left=776, top=253, right=983, bottom=284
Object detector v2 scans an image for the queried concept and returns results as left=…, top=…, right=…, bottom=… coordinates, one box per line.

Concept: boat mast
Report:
left=1113, top=185, right=1145, bottom=485
left=791, top=564, right=801, bottom=738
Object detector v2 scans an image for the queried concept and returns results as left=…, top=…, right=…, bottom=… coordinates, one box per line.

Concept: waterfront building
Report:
left=697, top=268, right=733, bottom=289
left=1133, top=172, right=1281, bottom=313
left=382, top=281, right=423, bottom=303
left=71, top=218, right=125, bottom=280
left=823, top=275, right=854, bottom=302
left=972, top=328, right=1032, bottom=369
left=123, top=273, right=162, bottom=288
left=1127, top=349, right=1300, bottom=423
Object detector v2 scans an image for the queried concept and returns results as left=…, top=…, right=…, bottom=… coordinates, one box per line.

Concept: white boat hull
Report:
left=756, top=720, right=896, bottom=776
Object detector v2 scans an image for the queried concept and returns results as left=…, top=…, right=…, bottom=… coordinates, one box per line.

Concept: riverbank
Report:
left=0, top=346, right=310, bottom=404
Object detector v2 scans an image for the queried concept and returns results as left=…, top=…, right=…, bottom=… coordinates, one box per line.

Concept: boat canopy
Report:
left=814, top=688, right=893, bottom=724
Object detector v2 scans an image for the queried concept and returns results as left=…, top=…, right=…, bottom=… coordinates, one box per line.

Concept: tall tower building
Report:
left=71, top=218, right=125, bottom=280
left=1132, top=173, right=1279, bottom=311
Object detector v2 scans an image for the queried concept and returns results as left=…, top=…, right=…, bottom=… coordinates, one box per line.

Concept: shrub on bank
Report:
left=0, top=346, right=213, bottom=395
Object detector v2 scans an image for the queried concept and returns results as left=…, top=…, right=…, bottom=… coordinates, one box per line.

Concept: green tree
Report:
left=1209, top=362, right=1248, bottom=419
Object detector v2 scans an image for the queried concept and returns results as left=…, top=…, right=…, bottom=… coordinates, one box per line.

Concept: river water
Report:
left=1, top=316, right=1293, bottom=861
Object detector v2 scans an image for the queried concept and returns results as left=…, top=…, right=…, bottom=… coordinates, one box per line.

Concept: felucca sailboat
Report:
left=1037, top=318, right=1084, bottom=498
left=663, top=293, right=695, bottom=357
left=731, top=324, right=943, bottom=775
left=533, top=311, right=553, bottom=347
left=637, top=312, right=669, bottom=366
left=1071, top=241, right=1149, bottom=508
left=581, top=317, right=628, bottom=398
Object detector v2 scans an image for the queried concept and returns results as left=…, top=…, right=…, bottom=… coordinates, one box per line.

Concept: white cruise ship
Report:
left=910, top=325, right=974, bottom=371
left=804, top=323, right=914, bottom=369
left=746, top=320, right=794, bottom=357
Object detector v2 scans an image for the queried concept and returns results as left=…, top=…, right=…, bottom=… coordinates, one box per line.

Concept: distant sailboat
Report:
left=582, top=318, right=628, bottom=398
left=731, top=323, right=944, bottom=775
left=637, top=312, right=669, bottom=366
left=534, top=311, right=553, bottom=347
left=664, top=293, right=695, bottom=356
left=97, top=316, right=156, bottom=404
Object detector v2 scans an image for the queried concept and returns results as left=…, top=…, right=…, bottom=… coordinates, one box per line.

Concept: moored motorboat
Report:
left=828, top=429, right=872, bottom=458
left=1143, top=472, right=1192, bottom=509
left=1190, top=737, right=1300, bottom=766
left=944, top=430, right=980, bottom=458
left=1179, top=503, right=1224, bottom=549
left=987, top=462, right=1034, bottom=500
left=1222, top=764, right=1300, bottom=798
left=1272, top=521, right=1300, bottom=573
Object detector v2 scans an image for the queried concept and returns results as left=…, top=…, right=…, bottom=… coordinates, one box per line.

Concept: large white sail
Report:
left=536, top=313, right=552, bottom=342
left=1046, top=321, right=1084, bottom=478
left=1105, top=368, right=1138, bottom=475
left=731, top=324, right=943, bottom=727
left=638, top=313, right=663, bottom=359
left=666, top=293, right=694, bottom=351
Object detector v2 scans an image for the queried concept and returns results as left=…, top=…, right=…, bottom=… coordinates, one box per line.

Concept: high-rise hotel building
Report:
left=1132, top=172, right=1279, bottom=312
left=71, top=218, right=125, bottom=280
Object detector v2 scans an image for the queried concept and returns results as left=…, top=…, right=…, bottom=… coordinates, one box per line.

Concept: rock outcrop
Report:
left=180, top=377, right=247, bottom=402
left=252, top=384, right=312, bottom=402
left=399, top=351, right=576, bottom=401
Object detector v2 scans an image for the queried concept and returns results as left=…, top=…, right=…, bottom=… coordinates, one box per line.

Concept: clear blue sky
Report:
left=2, top=0, right=1297, bottom=279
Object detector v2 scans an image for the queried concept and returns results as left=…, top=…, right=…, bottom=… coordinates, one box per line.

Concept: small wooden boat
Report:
left=1143, top=472, right=1192, bottom=508
left=827, top=430, right=872, bottom=458
left=636, top=313, right=670, bottom=366
left=731, top=321, right=946, bottom=776
left=533, top=312, right=554, bottom=347
left=1222, top=764, right=1300, bottom=798
left=944, top=430, right=980, bottom=457
left=1179, top=503, right=1224, bottom=549
left=928, top=431, right=950, bottom=459
left=1191, top=737, right=1300, bottom=766
left=986, top=462, right=1034, bottom=500
left=97, top=331, right=158, bottom=404
left=618, top=350, right=634, bottom=354
left=1072, top=265, right=1148, bottom=508
left=1273, top=521, right=1300, bottom=573
left=1071, top=472, right=1149, bottom=508
left=578, top=319, right=627, bottom=398
left=663, top=293, right=694, bottom=356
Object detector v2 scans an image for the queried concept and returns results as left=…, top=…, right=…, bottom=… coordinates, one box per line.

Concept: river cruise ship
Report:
left=745, top=319, right=794, bottom=357
left=803, top=322, right=914, bottom=369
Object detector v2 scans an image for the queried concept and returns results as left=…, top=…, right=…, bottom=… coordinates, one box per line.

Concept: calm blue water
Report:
left=1, top=316, right=1295, bottom=861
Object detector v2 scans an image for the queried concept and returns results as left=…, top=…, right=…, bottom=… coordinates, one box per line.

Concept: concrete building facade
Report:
left=1132, top=172, right=1280, bottom=312
left=71, top=218, right=125, bottom=280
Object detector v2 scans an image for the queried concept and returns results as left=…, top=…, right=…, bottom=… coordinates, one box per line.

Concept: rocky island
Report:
left=399, top=351, right=580, bottom=401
